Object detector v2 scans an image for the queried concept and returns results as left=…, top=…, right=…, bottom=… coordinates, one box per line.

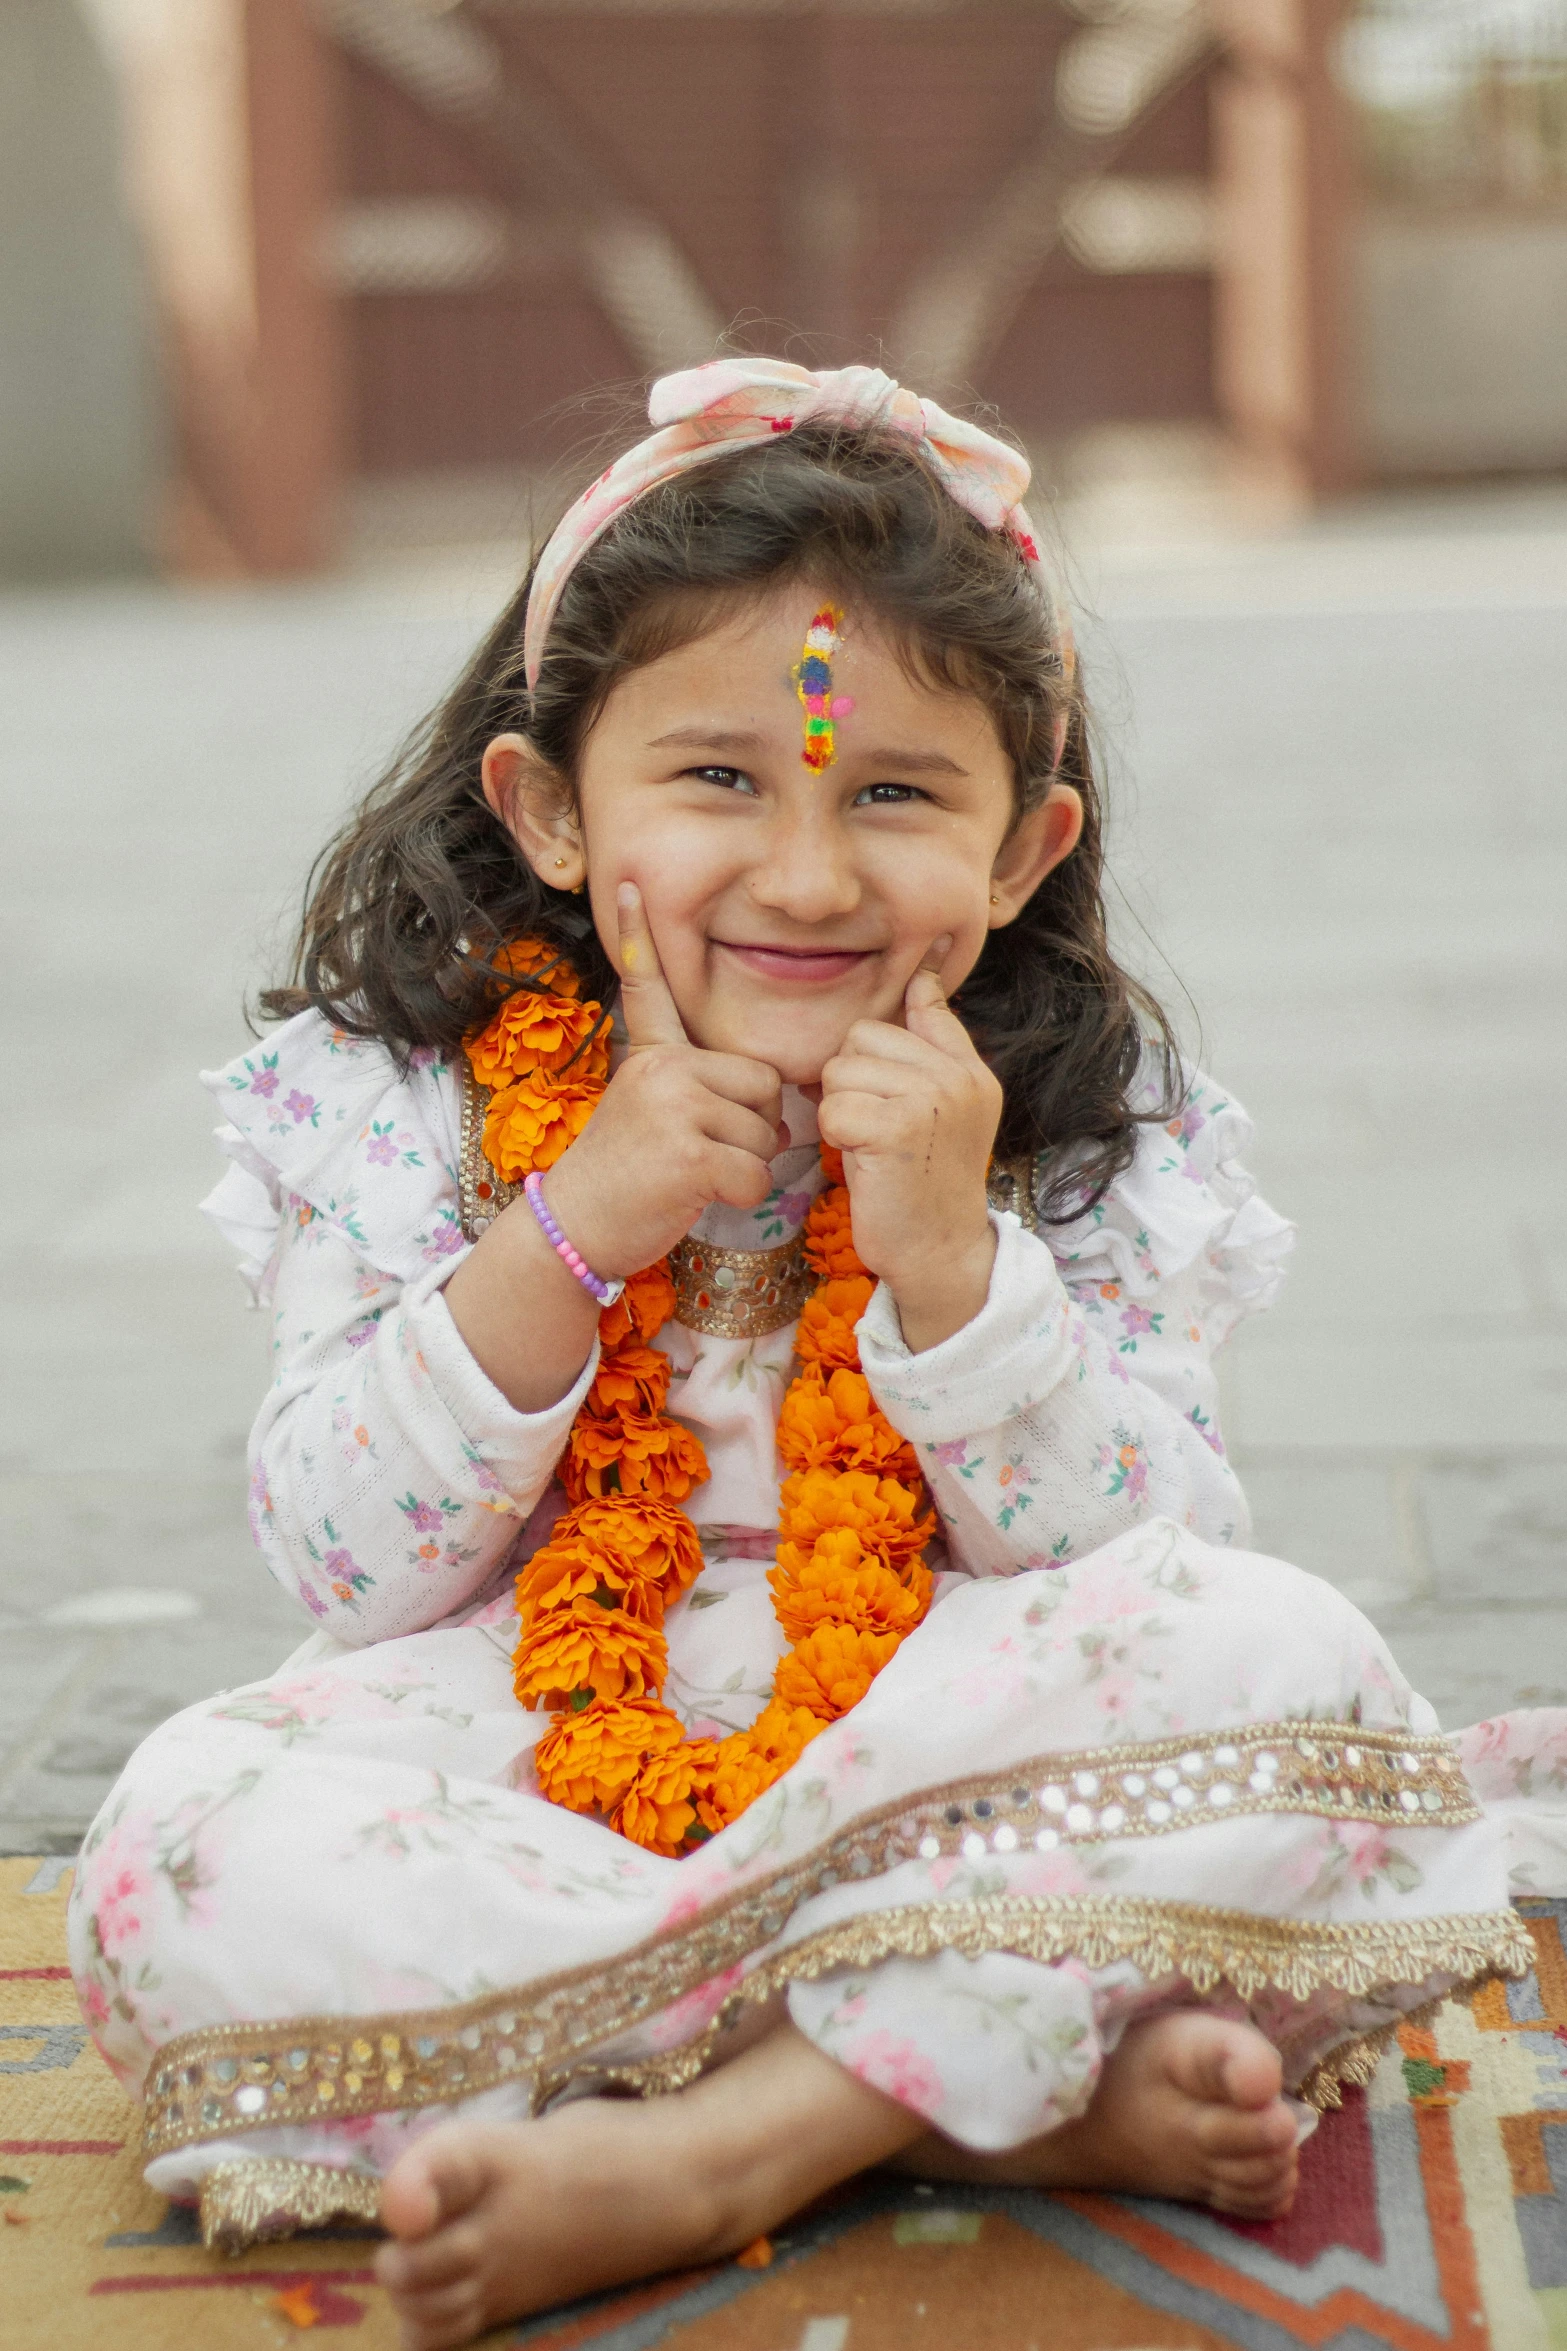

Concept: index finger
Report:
left=616, top=883, right=689, bottom=1051
left=903, top=934, right=977, bottom=1057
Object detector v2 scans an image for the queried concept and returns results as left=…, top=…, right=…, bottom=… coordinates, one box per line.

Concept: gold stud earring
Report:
left=554, top=857, right=568, bottom=869
left=989, top=892, right=1000, bottom=905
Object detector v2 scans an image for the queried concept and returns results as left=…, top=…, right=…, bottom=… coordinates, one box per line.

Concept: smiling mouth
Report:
left=713, top=940, right=877, bottom=984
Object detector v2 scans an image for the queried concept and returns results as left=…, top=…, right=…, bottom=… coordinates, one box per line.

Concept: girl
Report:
left=70, top=361, right=1561, bottom=2351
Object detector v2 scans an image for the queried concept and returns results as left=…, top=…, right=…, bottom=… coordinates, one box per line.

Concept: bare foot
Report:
left=374, top=2022, right=922, bottom=2350
left=375, top=2101, right=721, bottom=2351
left=892, top=2010, right=1300, bottom=2218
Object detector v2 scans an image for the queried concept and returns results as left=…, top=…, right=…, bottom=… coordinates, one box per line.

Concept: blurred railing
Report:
left=1345, top=0, right=1567, bottom=208
left=1343, top=1, right=1567, bottom=475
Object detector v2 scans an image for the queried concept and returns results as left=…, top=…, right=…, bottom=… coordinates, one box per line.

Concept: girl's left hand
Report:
left=818, top=943, right=1002, bottom=1353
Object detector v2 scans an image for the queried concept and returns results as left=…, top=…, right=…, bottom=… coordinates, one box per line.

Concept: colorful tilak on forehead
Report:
left=793, top=606, right=847, bottom=772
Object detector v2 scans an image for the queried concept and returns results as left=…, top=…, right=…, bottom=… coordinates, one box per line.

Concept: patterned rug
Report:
left=5, top=1857, right=1565, bottom=2349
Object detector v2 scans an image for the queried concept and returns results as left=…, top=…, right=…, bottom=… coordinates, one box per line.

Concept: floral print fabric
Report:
left=199, top=1012, right=1290, bottom=1653
left=70, top=1520, right=1559, bottom=2197
left=66, top=1008, right=1566, bottom=2196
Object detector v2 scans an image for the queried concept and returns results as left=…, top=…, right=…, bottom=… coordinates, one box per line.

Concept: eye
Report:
left=688, top=765, right=758, bottom=796
left=853, top=782, right=925, bottom=806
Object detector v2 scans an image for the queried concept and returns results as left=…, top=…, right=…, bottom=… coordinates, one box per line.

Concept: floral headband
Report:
left=522, top=358, right=1076, bottom=700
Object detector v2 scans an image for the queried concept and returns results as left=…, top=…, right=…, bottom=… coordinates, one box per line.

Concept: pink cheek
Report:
left=830, top=695, right=855, bottom=719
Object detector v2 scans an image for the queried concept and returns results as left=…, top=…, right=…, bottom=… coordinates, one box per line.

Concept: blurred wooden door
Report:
left=321, top=1, right=1222, bottom=477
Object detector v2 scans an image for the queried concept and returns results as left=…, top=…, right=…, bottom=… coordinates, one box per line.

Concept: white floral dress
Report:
left=68, top=1011, right=1567, bottom=2244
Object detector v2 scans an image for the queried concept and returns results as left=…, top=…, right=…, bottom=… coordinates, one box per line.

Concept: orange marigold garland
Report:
left=467, top=946, right=935, bottom=1858
left=471, top=942, right=612, bottom=1183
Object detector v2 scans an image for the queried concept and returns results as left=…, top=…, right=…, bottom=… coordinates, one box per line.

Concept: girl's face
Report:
left=489, top=586, right=1082, bottom=1085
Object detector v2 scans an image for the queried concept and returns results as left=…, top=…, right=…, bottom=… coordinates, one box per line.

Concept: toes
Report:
left=1211, top=2171, right=1297, bottom=2220
left=1212, top=2172, right=1296, bottom=2209
left=376, top=2220, right=483, bottom=2294
left=1210, top=2149, right=1299, bottom=2192
left=1195, top=2096, right=1300, bottom=2161
left=381, top=2129, right=493, bottom=2244
left=1215, top=2035, right=1285, bottom=2115
left=1165, top=2014, right=1284, bottom=2114
left=1209, top=2147, right=1299, bottom=2219
left=391, top=2277, right=487, bottom=2351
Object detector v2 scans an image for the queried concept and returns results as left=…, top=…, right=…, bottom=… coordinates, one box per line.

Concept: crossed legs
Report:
left=375, top=2007, right=1299, bottom=2350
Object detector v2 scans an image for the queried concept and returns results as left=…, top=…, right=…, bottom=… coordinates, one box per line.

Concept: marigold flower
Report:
left=802, top=1185, right=861, bottom=1280
left=773, top=1621, right=901, bottom=1719
left=560, top=1411, right=709, bottom=1505
left=526, top=1496, right=703, bottom=1612
left=776, top=1466, right=935, bottom=1571
left=693, top=1738, right=777, bottom=1833
left=769, top=1540, right=932, bottom=1643
left=467, top=987, right=605, bottom=1092
left=586, top=1342, right=671, bottom=1422
left=750, top=1696, right=828, bottom=1765
left=598, top=1262, right=677, bottom=1349
left=612, top=1738, right=720, bottom=1855
left=484, top=1071, right=604, bottom=1181
left=794, top=1278, right=874, bottom=1370
left=492, top=938, right=582, bottom=996
left=467, top=937, right=934, bottom=1851
left=512, top=1596, right=668, bottom=1709
left=693, top=1701, right=825, bottom=1833
left=534, top=1696, right=685, bottom=1812
left=776, top=1366, right=919, bottom=1480
left=515, top=1535, right=661, bottom=1626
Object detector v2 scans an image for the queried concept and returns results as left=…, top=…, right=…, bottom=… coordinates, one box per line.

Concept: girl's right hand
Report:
left=541, top=884, right=784, bottom=1280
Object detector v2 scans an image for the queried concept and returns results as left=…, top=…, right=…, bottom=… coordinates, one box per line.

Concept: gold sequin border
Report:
left=141, top=1722, right=1496, bottom=2156
left=1292, top=1994, right=1446, bottom=2115
left=189, top=1998, right=1441, bottom=2257
left=199, top=2158, right=381, bottom=2255
left=574, top=1904, right=1524, bottom=2113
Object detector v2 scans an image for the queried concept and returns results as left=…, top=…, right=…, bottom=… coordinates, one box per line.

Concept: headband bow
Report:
left=522, top=358, right=1072, bottom=690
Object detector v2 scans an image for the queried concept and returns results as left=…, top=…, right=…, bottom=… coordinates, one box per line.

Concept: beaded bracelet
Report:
left=522, top=1171, right=625, bottom=1307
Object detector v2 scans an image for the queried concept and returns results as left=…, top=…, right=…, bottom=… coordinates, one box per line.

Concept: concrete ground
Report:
left=2, top=485, right=1564, bottom=1856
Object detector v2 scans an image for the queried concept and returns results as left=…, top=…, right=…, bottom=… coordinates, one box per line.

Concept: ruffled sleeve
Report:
left=1042, top=1070, right=1294, bottom=1346
left=199, top=1010, right=467, bottom=1303
left=861, top=1069, right=1291, bottom=1579
left=198, top=1010, right=598, bottom=1647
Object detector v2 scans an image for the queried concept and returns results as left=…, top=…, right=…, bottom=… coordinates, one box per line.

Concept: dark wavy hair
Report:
left=263, top=417, right=1179, bottom=1218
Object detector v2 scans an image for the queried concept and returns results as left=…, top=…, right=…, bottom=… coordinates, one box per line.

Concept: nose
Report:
left=747, top=800, right=862, bottom=925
